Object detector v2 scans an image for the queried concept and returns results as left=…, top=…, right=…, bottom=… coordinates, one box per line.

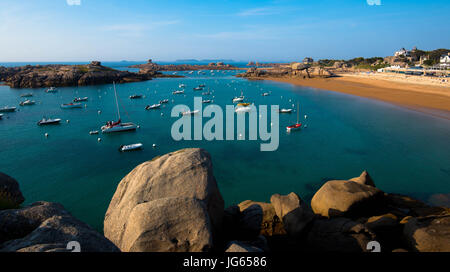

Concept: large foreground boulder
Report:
left=0, top=172, right=25, bottom=210
left=104, top=148, right=224, bottom=252
left=311, top=171, right=384, bottom=218
left=121, top=197, right=213, bottom=252
left=270, top=193, right=314, bottom=238
left=0, top=202, right=118, bottom=252
left=403, top=215, right=450, bottom=252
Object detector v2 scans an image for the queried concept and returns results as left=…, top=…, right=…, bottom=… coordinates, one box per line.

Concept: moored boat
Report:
left=232, top=96, right=244, bottom=103
left=45, top=87, right=58, bottom=93
left=193, top=87, right=203, bottom=91
left=0, top=114, right=3, bottom=119
left=21, top=93, right=33, bottom=98
left=279, top=109, right=293, bottom=114
left=0, top=106, right=17, bottom=113
left=101, top=82, right=138, bottom=134
left=74, top=97, right=88, bottom=102
left=61, top=103, right=83, bottom=109
left=286, top=102, right=302, bottom=132
left=179, top=84, right=186, bottom=88
left=129, top=94, right=143, bottom=99
left=19, top=100, right=36, bottom=106
left=37, top=118, right=61, bottom=126
left=262, top=92, right=270, bottom=96
left=202, top=100, right=212, bottom=104
left=159, top=99, right=169, bottom=104
left=173, top=90, right=185, bottom=95
left=202, top=91, right=211, bottom=96
left=182, top=110, right=200, bottom=116
left=119, top=143, right=143, bottom=152
left=89, top=130, right=99, bottom=135
left=145, top=104, right=161, bottom=110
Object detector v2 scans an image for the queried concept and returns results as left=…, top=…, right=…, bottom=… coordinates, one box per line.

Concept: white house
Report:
left=440, top=53, right=450, bottom=68
left=394, top=48, right=410, bottom=57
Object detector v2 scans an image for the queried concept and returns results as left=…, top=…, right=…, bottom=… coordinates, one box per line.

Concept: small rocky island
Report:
left=0, top=61, right=180, bottom=89
left=1, top=149, right=449, bottom=252
left=237, top=62, right=334, bottom=80
left=129, top=59, right=239, bottom=73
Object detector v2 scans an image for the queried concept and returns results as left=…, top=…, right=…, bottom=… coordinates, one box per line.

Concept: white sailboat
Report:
left=101, top=82, right=138, bottom=133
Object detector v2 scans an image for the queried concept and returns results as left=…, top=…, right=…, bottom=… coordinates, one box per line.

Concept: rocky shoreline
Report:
left=0, top=61, right=181, bottom=89
left=236, top=63, right=334, bottom=80
left=1, top=149, right=449, bottom=252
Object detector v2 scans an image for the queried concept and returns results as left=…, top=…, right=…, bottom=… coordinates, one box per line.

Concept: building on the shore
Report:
left=303, top=57, right=314, bottom=65
left=440, top=53, right=450, bottom=69
left=394, top=48, right=411, bottom=57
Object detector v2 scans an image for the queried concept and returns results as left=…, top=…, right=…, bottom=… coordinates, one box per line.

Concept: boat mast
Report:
left=113, top=82, right=121, bottom=120
left=297, top=102, right=300, bottom=124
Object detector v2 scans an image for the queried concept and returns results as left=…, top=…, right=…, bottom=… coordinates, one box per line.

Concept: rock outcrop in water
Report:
left=129, top=60, right=237, bottom=73
left=236, top=64, right=334, bottom=80
left=1, top=150, right=449, bottom=252
left=0, top=61, right=176, bottom=89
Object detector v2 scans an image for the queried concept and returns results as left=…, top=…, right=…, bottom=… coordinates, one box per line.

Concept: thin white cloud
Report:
left=66, top=0, right=81, bottom=6
left=237, top=7, right=279, bottom=16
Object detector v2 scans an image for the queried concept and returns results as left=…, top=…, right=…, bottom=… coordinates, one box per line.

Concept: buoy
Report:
left=98, top=110, right=102, bottom=115
left=304, top=115, right=308, bottom=119
left=161, top=113, right=164, bottom=116
left=152, top=144, right=157, bottom=148
left=66, top=120, right=70, bottom=123
left=137, top=125, right=141, bottom=129
left=304, top=124, right=308, bottom=128
left=97, top=138, right=102, bottom=142
left=45, top=133, right=49, bottom=138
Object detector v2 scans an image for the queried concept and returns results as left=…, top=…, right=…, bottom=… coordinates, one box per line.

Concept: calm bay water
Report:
left=1, top=67, right=449, bottom=232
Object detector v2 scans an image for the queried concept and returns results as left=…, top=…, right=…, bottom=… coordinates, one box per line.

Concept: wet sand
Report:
left=255, top=74, right=450, bottom=119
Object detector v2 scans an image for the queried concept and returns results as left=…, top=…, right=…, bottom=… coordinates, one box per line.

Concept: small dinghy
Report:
left=193, top=87, right=203, bottom=91
left=145, top=104, right=161, bottom=110
left=199, top=84, right=206, bottom=88
left=279, top=109, right=293, bottom=114
left=61, top=103, right=83, bottom=109
left=45, top=87, right=58, bottom=93
left=74, top=97, right=88, bottom=102
left=129, top=94, right=143, bottom=99
left=89, top=130, right=99, bottom=135
left=20, top=100, right=36, bottom=106
left=0, top=114, right=3, bottom=119
left=235, top=105, right=252, bottom=113
left=262, top=92, right=270, bottom=96
left=182, top=110, right=200, bottom=116
left=119, top=143, right=143, bottom=152
left=0, top=106, right=17, bottom=113
left=159, top=99, right=169, bottom=104
left=172, top=90, right=185, bottom=95
left=179, top=84, right=186, bottom=88
left=37, top=118, right=61, bottom=126
left=202, top=100, right=212, bottom=104
left=21, top=93, right=33, bottom=98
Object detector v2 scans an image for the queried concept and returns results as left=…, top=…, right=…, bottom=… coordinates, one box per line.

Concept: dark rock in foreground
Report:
left=0, top=172, right=25, bottom=210
left=0, top=202, right=119, bottom=252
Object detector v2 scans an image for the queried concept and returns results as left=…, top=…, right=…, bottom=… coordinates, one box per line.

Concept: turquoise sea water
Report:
left=1, top=67, right=450, bottom=232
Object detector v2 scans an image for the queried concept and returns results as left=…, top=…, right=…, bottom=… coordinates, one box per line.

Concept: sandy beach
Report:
left=258, top=73, right=450, bottom=118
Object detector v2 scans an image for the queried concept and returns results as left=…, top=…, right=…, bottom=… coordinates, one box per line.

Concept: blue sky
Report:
left=0, top=0, right=449, bottom=62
